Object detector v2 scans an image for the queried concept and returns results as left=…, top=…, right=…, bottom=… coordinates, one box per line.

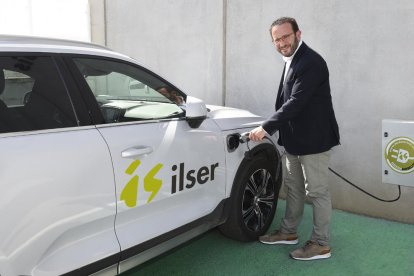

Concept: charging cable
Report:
left=328, top=167, right=401, bottom=202
left=239, top=132, right=401, bottom=202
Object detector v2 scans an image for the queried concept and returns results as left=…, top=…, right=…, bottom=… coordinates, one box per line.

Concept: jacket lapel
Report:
left=276, top=42, right=308, bottom=109
left=288, top=42, right=307, bottom=75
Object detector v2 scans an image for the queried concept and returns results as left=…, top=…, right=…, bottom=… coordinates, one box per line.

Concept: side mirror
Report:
left=185, top=96, right=207, bottom=128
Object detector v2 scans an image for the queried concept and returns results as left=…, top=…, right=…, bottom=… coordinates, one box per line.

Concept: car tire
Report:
left=219, top=153, right=281, bottom=241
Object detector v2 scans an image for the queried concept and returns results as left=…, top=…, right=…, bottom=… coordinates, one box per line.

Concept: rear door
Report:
left=0, top=54, right=120, bottom=276
left=68, top=56, right=226, bottom=267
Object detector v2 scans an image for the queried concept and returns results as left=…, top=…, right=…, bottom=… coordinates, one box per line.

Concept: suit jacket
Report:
left=262, top=42, right=340, bottom=155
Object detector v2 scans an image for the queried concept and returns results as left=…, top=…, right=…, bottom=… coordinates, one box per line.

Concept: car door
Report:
left=0, top=55, right=120, bottom=276
left=69, top=57, right=226, bottom=265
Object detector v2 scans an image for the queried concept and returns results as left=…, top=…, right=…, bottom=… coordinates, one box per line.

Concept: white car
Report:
left=0, top=35, right=282, bottom=276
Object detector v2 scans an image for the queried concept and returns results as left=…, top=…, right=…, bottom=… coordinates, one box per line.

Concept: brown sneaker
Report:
left=290, top=240, right=331, bottom=260
left=259, top=230, right=298, bottom=245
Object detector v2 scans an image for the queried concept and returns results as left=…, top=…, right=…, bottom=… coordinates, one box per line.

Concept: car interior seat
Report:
left=23, top=79, right=77, bottom=130
left=0, top=69, right=9, bottom=132
left=0, top=69, right=34, bottom=133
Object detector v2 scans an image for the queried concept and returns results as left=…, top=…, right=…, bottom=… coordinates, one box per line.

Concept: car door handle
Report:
left=121, top=146, right=153, bottom=159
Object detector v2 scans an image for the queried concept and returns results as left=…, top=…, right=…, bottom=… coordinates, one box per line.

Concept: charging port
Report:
left=226, top=133, right=241, bottom=152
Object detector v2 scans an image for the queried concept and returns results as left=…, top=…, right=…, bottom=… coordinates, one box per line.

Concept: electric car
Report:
left=0, top=35, right=282, bottom=276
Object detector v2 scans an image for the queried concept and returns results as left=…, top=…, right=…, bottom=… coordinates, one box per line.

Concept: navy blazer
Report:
left=262, top=42, right=340, bottom=155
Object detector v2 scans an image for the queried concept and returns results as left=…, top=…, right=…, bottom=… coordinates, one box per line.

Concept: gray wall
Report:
left=103, top=0, right=225, bottom=105
left=92, top=0, right=414, bottom=223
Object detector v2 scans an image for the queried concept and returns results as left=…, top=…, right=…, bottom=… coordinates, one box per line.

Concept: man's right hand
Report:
left=249, top=126, right=266, bottom=141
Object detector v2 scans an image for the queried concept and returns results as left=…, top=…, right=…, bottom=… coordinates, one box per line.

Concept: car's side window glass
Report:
left=0, top=56, right=77, bottom=134
left=73, top=58, right=185, bottom=124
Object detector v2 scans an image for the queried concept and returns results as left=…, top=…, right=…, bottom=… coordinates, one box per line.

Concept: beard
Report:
left=278, top=36, right=299, bottom=57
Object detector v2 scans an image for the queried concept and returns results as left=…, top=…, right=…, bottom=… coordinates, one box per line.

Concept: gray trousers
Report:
left=280, top=150, right=332, bottom=246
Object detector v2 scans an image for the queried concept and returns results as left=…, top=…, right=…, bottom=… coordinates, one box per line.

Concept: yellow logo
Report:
left=120, top=160, right=163, bottom=207
left=120, top=160, right=220, bottom=208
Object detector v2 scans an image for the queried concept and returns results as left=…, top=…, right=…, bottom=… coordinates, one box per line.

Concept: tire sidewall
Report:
left=230, top=155, right=278, bottom=240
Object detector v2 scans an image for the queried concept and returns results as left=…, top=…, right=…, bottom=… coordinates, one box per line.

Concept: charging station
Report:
left=382, top=119, right=414, bottom=187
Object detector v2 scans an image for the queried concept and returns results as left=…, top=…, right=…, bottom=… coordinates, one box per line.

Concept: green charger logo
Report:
left=120, top=160, right=163, bottom=207
left=385, top=137, right=414, bottom=174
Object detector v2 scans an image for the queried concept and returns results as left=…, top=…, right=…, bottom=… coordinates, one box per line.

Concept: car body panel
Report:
left=96, top=118, right=226, bottom=253
left=0, top=128, right=119, bottom=276
left=207, top=105, right=264, bottom=130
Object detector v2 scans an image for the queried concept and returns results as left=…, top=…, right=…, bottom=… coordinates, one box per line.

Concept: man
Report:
left=249, top=17, right=340, bottom=260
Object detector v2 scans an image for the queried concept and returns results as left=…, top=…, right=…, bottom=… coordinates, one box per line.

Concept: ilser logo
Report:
left=120, top=160, right=220, bottom=208
left=384, top=137, right=414, bottom=174
left=120, top=160, right=163, bottom=207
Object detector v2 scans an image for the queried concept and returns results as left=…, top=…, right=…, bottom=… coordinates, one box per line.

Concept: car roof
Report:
left=0, top=35, right=134, bottom=62
left=0, top=35, right=183, bottom=91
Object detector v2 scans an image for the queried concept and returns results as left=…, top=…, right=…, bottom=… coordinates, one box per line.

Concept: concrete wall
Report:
left=89, top=0, right=106, bottom=45
left=0, top=0, right=91, bottom=42
left=96, top=0, right=414, bottom=224
left=103, top=0, right=225, bottom=105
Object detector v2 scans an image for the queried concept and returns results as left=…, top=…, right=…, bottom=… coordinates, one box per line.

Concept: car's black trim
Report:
left=62, top=199, right=228, bottom=276
left=53, top=56, right=94, bottom=126
left=187, top=115, right=207, bottom=128
left=62, top=56, right=106, bottom=125
left=61, top=254, right=121, bottom=276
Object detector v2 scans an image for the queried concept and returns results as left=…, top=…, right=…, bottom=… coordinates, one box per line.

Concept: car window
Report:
left=1, top=70, right=34, bottom=106
left=73, top=58, right=185, bottom=123
left=0, top=56, right=77, bottom=134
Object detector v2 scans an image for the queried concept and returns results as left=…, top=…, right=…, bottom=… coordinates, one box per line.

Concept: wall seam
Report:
left=103, top=0, right=107, bottom=46
left=222, top=0, right=227, bottom=106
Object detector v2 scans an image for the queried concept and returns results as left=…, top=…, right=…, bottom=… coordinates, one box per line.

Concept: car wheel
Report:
left=219, top=154, right=281, bottom=241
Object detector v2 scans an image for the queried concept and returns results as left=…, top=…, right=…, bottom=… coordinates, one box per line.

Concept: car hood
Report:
left=207, top=105, right=264, bottom=131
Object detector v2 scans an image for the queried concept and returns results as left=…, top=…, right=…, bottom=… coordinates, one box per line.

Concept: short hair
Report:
left=269, top=17, right=299, bottom=36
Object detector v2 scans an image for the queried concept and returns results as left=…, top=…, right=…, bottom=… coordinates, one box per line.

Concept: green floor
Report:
left=123, top=200, right=414, bottom=276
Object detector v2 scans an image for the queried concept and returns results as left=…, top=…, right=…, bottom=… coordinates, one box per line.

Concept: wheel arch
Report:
left=233, top=142, right=281, bottom=193
left=220, top=142, right=282, bottom=226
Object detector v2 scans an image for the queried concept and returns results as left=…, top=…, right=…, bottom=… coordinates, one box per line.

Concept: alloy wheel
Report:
left=242, top=168, right=275, bottom=232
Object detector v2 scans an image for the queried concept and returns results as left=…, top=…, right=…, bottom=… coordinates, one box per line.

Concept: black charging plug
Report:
left=239, top=132, right=253, bottom=159
left=239, top=132, right=250, bottom=143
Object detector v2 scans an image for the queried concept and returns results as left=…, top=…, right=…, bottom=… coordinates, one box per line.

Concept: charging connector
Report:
left=239, top=132, right=250, bottom=143
left=226, top=132, right=251, bottom=153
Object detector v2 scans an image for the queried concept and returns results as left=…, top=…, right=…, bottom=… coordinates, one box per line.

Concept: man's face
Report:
left=271, top=23, right=301, bottom=57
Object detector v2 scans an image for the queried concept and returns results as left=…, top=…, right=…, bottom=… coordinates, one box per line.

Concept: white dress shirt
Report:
left=283, top=40, right=303, bottom=82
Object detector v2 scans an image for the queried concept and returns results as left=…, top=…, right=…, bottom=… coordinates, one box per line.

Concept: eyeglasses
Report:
left=272, top=33, right=294, bottom=44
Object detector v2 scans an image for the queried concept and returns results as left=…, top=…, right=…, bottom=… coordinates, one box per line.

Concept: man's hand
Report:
left=249, top=126, right=266, bottom=141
